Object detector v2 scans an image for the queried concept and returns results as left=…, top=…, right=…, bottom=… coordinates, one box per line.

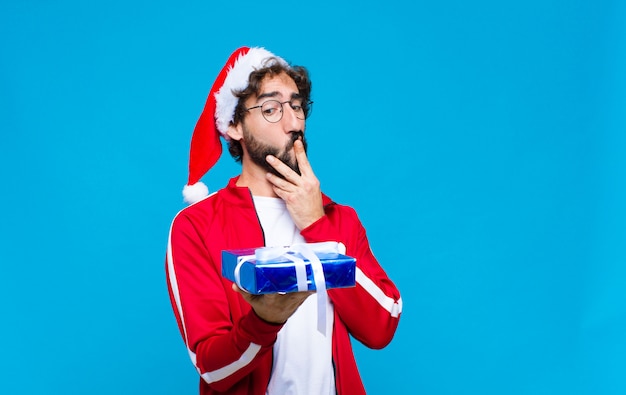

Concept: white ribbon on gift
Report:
left=234, top=241, right=343, bottom=336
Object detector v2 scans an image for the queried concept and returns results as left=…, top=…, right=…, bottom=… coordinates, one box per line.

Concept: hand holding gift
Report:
left=222, top=242, right=356, bottom=334
left=231, top=283, right=313, bottom=324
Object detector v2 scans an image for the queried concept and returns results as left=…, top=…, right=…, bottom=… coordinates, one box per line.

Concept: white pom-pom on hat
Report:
left=183, top=182, right=209, bottom=205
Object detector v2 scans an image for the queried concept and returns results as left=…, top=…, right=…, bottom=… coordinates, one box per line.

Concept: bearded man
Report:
left=166, top=47, right=402, bottom=395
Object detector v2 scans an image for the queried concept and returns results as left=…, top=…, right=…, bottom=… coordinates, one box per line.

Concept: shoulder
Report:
left=170, top=190, right=223, bottom=230
left=322, top=193, right=360, bottom=222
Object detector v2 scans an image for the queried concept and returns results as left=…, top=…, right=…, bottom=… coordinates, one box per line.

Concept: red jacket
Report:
left=166, top=177, right=402, bottom=394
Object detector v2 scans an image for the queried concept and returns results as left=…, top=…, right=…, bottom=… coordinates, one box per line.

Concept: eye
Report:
left=261, top=101, right=282, bottom=116
left=289, top=100, right=303, bottom=112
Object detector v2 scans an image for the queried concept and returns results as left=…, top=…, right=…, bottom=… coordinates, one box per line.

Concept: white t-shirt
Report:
left=252, top=196, right=336, bottom=395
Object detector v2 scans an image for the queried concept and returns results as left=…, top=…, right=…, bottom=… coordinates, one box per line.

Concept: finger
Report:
left=271, top=184, right=289, bottom=202
left=232, top=283, right=251, bottom=299
left=293, top=140, right=312, bottom=175
left=266, top=172, right=295, bottom=192
left=266, top=155, right=300, bottom=184
left=232, top=283, right=251, bottom=302
left=232, top=282, right=250, bottom=293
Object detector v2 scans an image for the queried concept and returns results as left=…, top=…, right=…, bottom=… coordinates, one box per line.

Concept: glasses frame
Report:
left=245, top=99, right=313, bottom=123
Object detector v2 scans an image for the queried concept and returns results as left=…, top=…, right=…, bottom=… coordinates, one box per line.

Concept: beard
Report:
left=242, top=126, right=307, bottom=178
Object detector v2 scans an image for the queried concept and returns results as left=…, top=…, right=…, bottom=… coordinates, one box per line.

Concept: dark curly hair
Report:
left=227, top=61, right=312, bottom=162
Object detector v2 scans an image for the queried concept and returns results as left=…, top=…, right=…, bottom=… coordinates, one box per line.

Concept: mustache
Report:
left=287, top=131, right=305, bottom=150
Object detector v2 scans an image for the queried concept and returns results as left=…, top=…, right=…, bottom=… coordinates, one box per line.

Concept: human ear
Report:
left=226, top=123, right=243, bottom=141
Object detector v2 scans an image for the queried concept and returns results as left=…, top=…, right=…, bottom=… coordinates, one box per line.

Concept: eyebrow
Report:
left=256, top=91, right=302, bottom=102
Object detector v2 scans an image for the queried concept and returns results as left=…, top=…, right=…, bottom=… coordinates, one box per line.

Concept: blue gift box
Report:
left=222, top=243, right=356, bottom=295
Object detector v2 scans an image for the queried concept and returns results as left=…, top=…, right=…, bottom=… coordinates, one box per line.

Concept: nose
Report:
left=281, top=103, right=304, bottom=133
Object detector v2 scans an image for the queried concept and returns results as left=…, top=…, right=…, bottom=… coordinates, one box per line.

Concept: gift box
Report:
left=222, top=242, right=356, bottom=295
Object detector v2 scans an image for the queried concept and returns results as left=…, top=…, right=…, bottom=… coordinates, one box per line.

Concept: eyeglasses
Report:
left=245, top=99, right=313, bottom=123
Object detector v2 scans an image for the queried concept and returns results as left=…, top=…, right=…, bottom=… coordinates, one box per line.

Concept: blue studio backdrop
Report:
left=1, top=1, right=625, bottom=394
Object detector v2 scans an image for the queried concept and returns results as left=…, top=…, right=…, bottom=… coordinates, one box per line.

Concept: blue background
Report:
left=1, top=1, right=625, bottom=394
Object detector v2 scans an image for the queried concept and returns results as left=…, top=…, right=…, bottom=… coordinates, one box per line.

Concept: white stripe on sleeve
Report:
left=356, top=267, right=403, bottom=318
left=167, top=202, right=261, bottom=384
left=200, top=343, right=262, bottom=384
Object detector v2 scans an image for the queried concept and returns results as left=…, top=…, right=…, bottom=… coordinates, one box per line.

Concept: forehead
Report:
left=255, top=72, right=299, bottom=98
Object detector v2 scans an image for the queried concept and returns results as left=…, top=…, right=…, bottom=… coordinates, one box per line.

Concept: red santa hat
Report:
left=182, top=46, right=288, bottom=204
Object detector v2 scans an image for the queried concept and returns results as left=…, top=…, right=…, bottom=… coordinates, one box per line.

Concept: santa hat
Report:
left=182, top=47, right=288, bottom=204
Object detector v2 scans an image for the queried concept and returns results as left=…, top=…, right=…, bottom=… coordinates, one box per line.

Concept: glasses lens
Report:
left=261, top=100, right=282, bottom=123
left=289, top=99, right=305, bottom=120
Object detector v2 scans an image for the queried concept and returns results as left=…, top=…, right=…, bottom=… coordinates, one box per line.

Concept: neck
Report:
left=236, top=158, right=278, bottom=198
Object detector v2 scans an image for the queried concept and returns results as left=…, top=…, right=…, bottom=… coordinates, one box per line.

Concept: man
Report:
left=166, top=47, right=402, bottom=395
